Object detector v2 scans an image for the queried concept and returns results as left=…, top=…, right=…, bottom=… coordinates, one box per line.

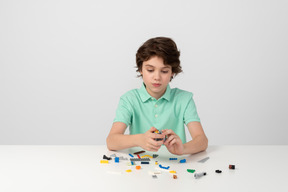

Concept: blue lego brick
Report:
left=179, top=159, right=186, bottom=163
left=159, top=164, right=170, bottom=169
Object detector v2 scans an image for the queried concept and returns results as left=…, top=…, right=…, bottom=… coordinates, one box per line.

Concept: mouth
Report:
left=152, top=83, right=161, bottom=87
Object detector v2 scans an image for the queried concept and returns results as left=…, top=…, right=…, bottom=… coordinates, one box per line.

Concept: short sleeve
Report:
left=183, top=94, right=200, bottom=125
left=113, top=97, right=132, bottom=127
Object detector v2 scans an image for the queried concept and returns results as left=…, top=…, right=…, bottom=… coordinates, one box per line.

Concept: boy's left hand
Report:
left=162, top=129, right=184, bottom=155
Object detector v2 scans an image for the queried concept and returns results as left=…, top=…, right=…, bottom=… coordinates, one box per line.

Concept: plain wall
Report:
left=1, top=0, right=288, bottom=145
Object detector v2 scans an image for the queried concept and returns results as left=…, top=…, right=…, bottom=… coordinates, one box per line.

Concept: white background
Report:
left=0, top=0, right=287, bottom=145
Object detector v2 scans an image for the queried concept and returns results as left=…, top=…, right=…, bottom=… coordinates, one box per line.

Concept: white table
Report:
left=0, top=145, right=287, bottom=192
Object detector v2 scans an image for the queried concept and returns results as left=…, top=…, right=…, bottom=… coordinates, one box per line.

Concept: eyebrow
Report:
left=144, top=64, right=170, bottom=69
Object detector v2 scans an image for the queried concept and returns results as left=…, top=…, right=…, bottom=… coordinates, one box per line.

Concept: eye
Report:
left=162, top=71, right=169, bottom=74
left=147, top=69, right=154, bottom=72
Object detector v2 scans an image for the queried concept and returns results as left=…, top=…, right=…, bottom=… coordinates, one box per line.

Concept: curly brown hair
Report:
left=136, top=37, right=182, bottom=80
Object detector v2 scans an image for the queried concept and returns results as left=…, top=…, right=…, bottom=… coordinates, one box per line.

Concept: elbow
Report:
left=202, top=136, right=208, bottom=151
left=106, top=136, right=113, bottom=151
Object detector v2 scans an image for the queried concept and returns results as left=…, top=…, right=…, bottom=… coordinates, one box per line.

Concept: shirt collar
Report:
left=139, top=83, right=171, bottom=102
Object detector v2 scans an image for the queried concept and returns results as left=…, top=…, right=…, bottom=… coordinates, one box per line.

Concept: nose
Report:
left=154, top=71, right=161, bottom=81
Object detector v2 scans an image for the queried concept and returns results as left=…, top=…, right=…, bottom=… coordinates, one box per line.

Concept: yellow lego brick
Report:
left=126, top=169, right=132, bottom=172
left=100, top=160, right=109, bottom=164
left=141, top=155, right=153, bottom=158
left=169, top=170, right=176, bottom=174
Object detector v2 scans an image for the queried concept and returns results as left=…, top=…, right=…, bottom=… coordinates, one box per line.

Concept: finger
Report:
left=162, top=129, right=176, bottom=136
left=168, top=138, right=177, bottom=146
left=150, top=127, right=157, bottom=132
left=165, top=135, right=175, bottom=143
left=152, top=133, right=166, bottom=139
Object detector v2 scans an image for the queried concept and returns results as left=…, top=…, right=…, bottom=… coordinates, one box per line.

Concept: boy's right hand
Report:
left=138, top=127, right=165, bottom=152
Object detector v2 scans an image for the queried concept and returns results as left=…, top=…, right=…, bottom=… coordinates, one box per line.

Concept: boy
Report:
left=106, top=37, right=208, bottom=155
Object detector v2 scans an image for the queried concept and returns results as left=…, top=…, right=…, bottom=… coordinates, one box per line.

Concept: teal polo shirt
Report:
left=113, top=83, right=200, bottom=143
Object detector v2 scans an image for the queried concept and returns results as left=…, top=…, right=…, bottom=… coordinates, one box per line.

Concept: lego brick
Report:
left=129, top=153, right=134, bottom=157
left=194, top=172, right=206, bottom=179
left=100, top=160, right=109, bottom=164
left=198, top=157, right=210, bottom=163
left=152, top=175, right=157, bottom=179
left=133, top=150, right=145, bottom=155
left=136, top=165, right=141, bottom=170
left=169, top=158, right=177, bottom=160
left=141, top=162, right=149, bottom=164
left=229, top=165, right=235, bottom=169
left=141, top=155, right=153, bottom=158
left=153, top=154, right=159, bottom=158
left=169, top=170, right=176, bottom=174
left=148, top=171, right=161, bottom=175
left=159, top=164, right=170, bottom=169
left=119, top=156, right=128, bottom=160
left=179, top=159, right=186, bottom=163
left=173, top=175, right=177, bottom=179
left=115, top=157, right=119, bottom=163
left=130, top=158, right=150, bottom=162
left=103, top=155, right=112, bottom=160
left=215, top=170, right=222, bottom=173
left=187, top=169, right=196, bottom=173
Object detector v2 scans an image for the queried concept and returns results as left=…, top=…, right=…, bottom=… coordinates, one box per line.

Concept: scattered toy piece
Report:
left=187, top=169, right=196, bottom=173
left=141, top=162, right=149, bottom=164
left=141, top=155, right=153, bottom=158
left=155, top=161, right=158, bottom=165
left=159, top=164, right=170, bottom=169
left=153, top=154, right=159, bottom=158
left=198, top=157, right=210, bottom=163
left=169, top=158, right=177, bottom=160
left=134, top=150, right=145, bottom=155
left=169, top=170, right=176, bottom=174
left=130, top=158, right=150, bottom=162
left=149, top=171, right=161, bottom=175
left=136, top=165, right=141, bottom=170
left=119, top=156, right=128, bottom=160
left=152, top=175, right=157, bottom=179
left=229, top=164, right=235, bottom=169
left=103, top=155, right=112, bottom=160
left=100, top=160, right=109, bottom=164
left=137, top=154, right=141, bottom=159
left=129, top=153, right=134, bottom=157
left=215, top=170, right=222, bottom=173
left=115, top=157, right=119, bottom=163
left=179, top=159, right=186, bottom=163
left=126, top=169, right=132, bottom=172
left=194, top=172, right=206, bottom=179
left=173, top=175, right=177, bottom=179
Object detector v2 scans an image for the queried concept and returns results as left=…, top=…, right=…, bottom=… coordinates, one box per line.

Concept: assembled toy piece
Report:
left=153, top=129, right=167, bottom=141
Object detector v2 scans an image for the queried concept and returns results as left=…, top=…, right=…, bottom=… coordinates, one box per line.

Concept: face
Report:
left=140, top=56, right=174, bottom=99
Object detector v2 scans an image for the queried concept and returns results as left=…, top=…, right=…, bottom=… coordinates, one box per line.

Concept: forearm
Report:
left=106, top=133, right=142, bottom=151
left=182, top=135, right=208, bottom=155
